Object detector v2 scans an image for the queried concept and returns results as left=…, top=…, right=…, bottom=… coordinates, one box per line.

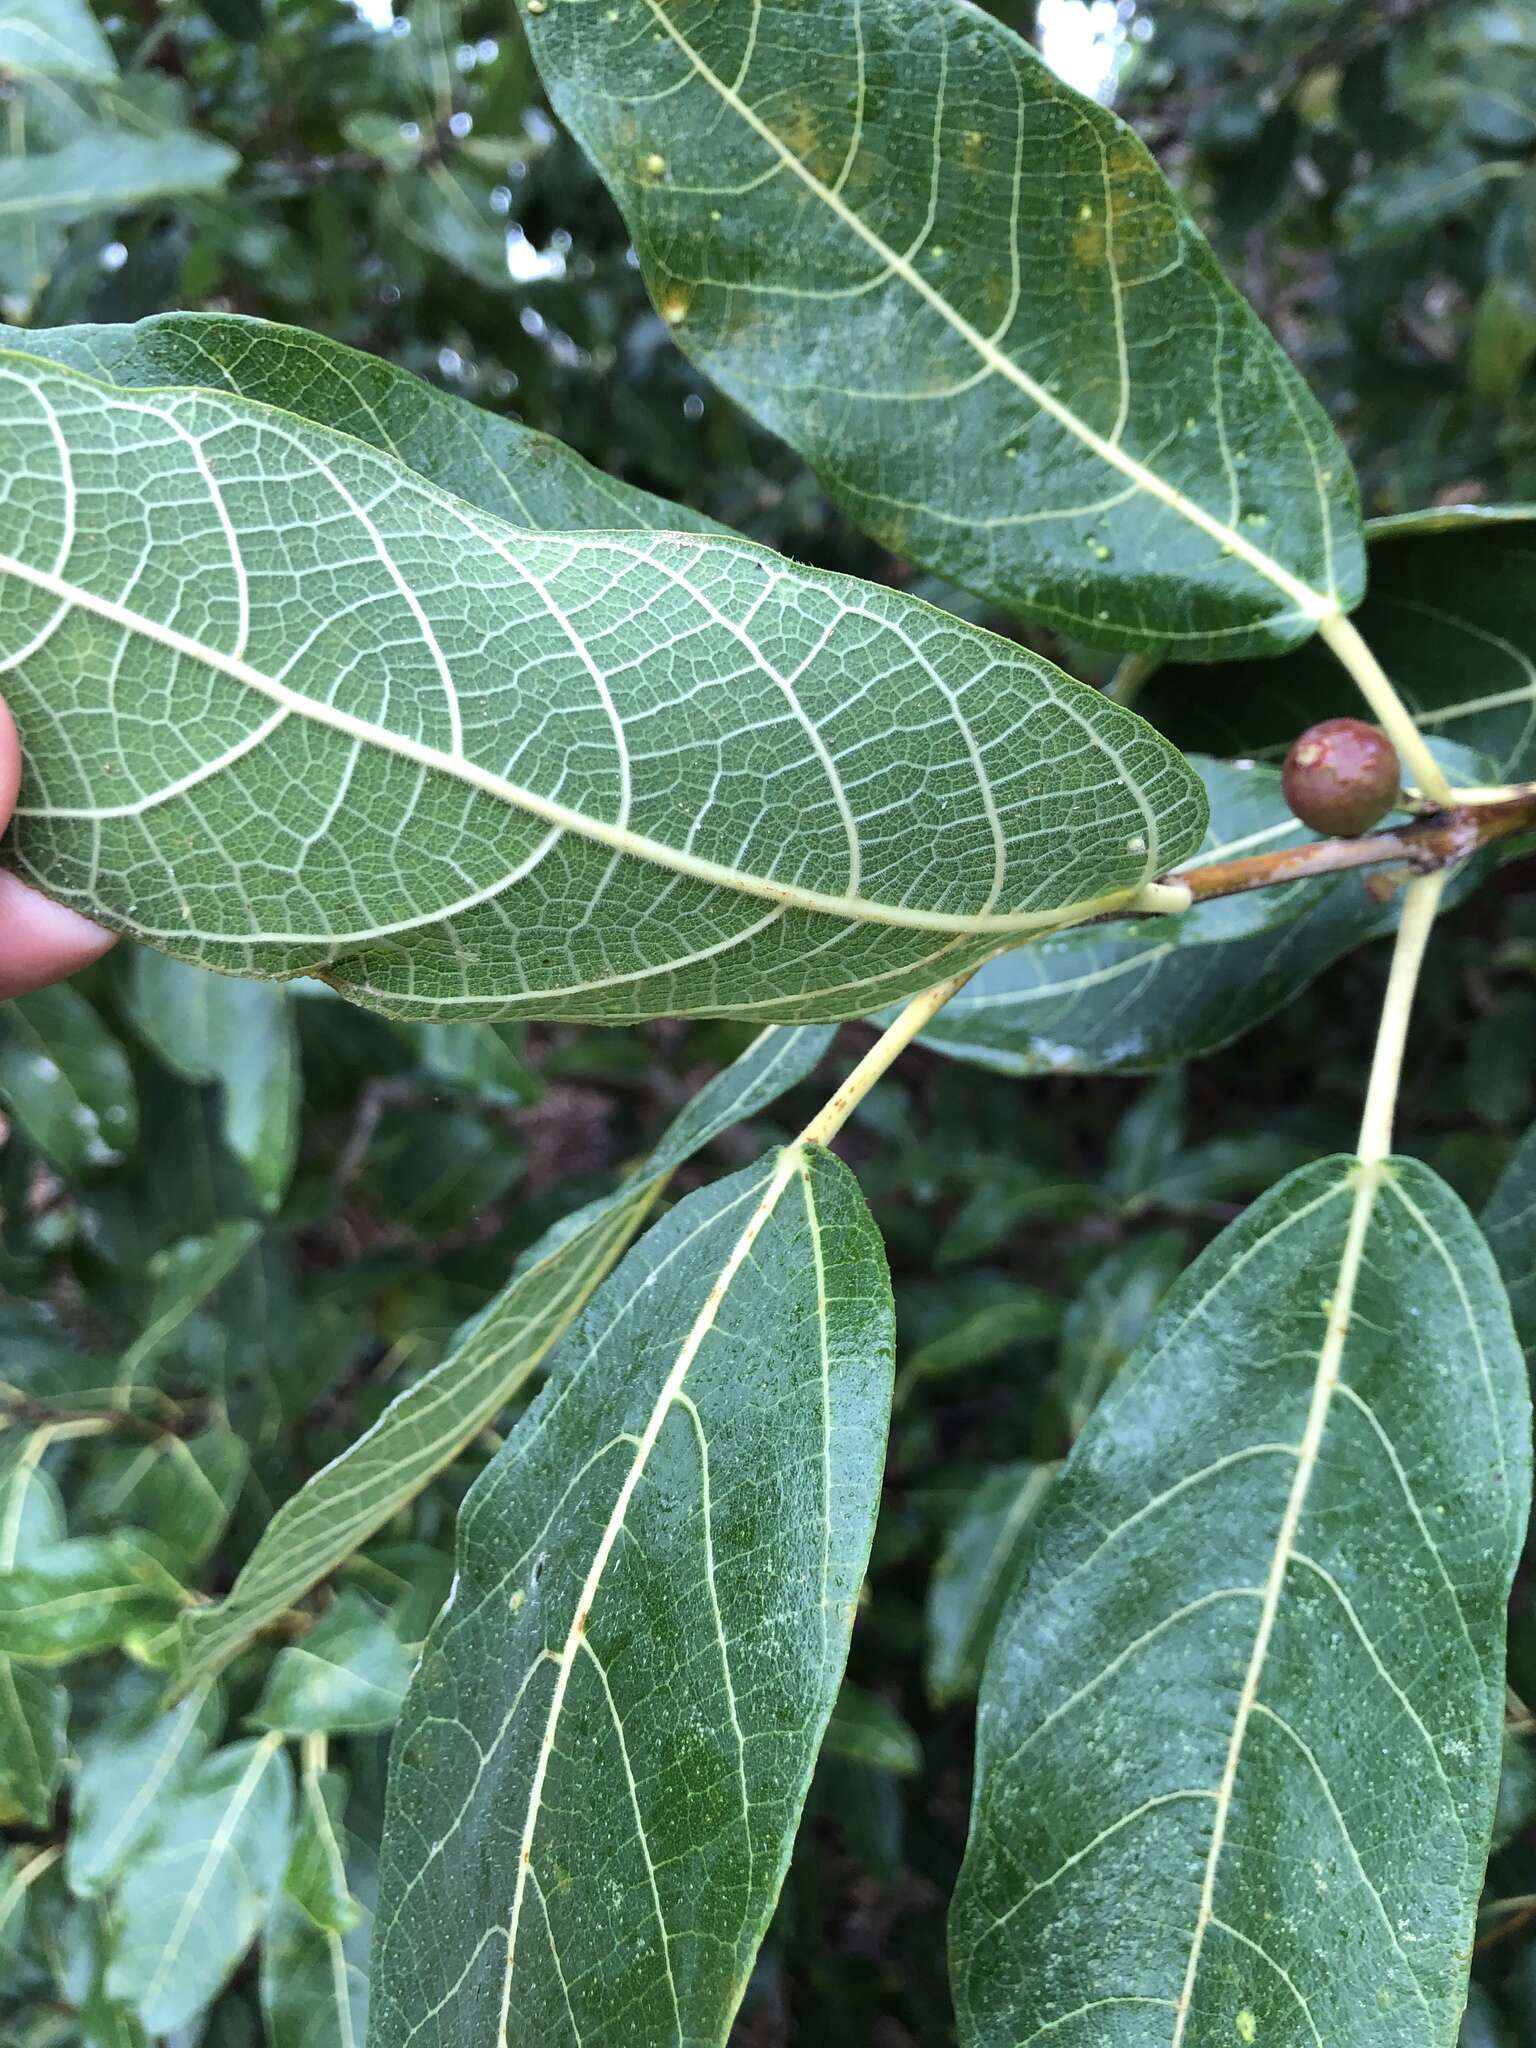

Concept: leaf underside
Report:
left=0, top=350, right=1205, bottom=1024
left=517, top=0, right=1363, bottom=656
left=370, top=1144, right=894, bottom=2048
left=8, top=311, right=726, bottom=540
left=951, top=1155, right=1530, bottom=2048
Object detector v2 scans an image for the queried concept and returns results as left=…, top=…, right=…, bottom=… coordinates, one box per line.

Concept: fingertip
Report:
left=0, top=871, right=118, bottom=1001
left=0, top=696, right=19, bottom=827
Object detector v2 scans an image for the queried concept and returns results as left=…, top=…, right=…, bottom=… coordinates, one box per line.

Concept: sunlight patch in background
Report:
left=1037, top=0, right=1150, bottom=104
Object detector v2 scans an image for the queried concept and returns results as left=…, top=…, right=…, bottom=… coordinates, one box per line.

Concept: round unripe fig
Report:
left=1281, top=718, right=1401, bottom=837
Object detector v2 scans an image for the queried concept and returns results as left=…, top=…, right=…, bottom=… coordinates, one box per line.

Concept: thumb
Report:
left=0, top=695, right=118, bottom=999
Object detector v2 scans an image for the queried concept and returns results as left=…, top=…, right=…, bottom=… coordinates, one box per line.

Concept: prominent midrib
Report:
left=1170, top=1163, right=1377, bottom=2042
left=0, top=547, right=1134, bottom=939
left=626, top=0, right=1337, bottom=624
left=497, top=1146, right=809, bottom=2042
left=135, top=1730, right=285, bottom=2014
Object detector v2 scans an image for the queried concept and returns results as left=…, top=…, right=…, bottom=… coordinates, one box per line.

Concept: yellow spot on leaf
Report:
left=661, top=293, right=691, bottom=325
left=644, top=152, right=666, bottom=176
left=1236, top=2012, right=1257, bottom=2044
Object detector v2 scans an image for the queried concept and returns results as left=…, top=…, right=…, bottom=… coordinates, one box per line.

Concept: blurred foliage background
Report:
left=3, top=0, right=1536, bottom=2042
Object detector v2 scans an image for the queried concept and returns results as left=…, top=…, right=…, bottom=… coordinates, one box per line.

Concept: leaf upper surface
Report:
left=370, top=1143, right=894, bottom=2047
left=177, top=1022, right=834, bottom=1686
left=0, top=351, right=1205, bottom=1023
left=1143, top=508, right=1536, bottom=777
left=1485, top=1119, right=1536, bottom=1368
left=516, top=0, right=1363, bottom=656
left=950, top=1155, right=1531, bottom=2047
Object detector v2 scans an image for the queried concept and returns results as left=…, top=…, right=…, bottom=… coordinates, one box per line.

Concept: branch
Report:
left=1144, top=785, right=1536, bottom=915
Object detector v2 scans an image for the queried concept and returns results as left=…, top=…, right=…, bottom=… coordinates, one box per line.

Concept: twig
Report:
left=1126, top=785, right=1536, bottom=920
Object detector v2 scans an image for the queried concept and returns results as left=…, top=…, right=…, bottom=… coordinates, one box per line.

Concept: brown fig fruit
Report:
left=1281, top=718, right=1401, bottom=837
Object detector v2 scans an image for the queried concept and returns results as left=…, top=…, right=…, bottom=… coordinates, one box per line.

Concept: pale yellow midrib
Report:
left=0, top=546, right=1139, bottom=939
left=628, top=0, right=1338, bottom=624
left=1170, top=1164, right=1377, bottom=2043
left=497, top=1146, right=806, bottom=2040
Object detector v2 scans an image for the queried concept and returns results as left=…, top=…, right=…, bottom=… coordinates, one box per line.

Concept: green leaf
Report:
left=0, top=364, right=1208, bottom=1024
left=122, top=950, right=299, bottom=1212
left=74, top=1426, right=248, bottom=1568
left=1055, top=1232, right=1189, bottom=1435
left=0, top=1658, right=65, bottom=1827
left=370, top=1143, right=894, bottom=2047
left=0, top=984, right=137, bottom=1176
left=261, top=1889, right=370, bottom=2048
left=1144, top=509, right=1536, bottom=778
left=950, top=1155, right=1531, bottom=2046
left=911, top=751, right=1484, bottom=1077
left=0, top=1533, right=184, bottom=1662
left=0, top=129, right=238, bottom=227
left=515, top=0, right=1362, bottom=657
left=104, top=1733, right=293, bottom=2035
left=262, top=1774, right=371, bottom=2048
left=1485, top=1119, right=1536, bottom=1368
left=1339, top=150, right=1517, bottom=248
left=283, top=1767, right=361, bottom=1936
left=65, top=1679, right=222, bottom=1899
left=926, top=1461, right=1055, bottom=1710
left=896, top=1274, right=1061, bottom=1403
left=114, top=1221, right=264, bottom=1402
left=252, top=1593, right=414, bottom=1737
left=0, top=0, right=117, bottom=83
left=178, top=1023, right=835, bottom=1686
left=12, top=308, right=725, bottom=553
left=406, top=1020, right=543, bottom=1106
left=824, top=1682, right=923, bottom=1776
left=0, top=1435, right=67, bottom=1827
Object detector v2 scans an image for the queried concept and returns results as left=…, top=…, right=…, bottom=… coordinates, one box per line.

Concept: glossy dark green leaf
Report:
left=252, top=1593, right=414, bottom=1737
left=1485, top=1119, right=1536, bottom=1368
left=122, top=950, right=300, bottom=1213
left=179, top=1023, right=833, bottom=1686
left=0, top=348, right=1205, bottom=1023
left=951, top=1155, right=1531, bottom=2046
left=0, top=1534, right=184, bottom=1663
left=0, top=984, right=137, bottom=1176
left=516, top=0, right=1362, bottom=656
left=104, top=1734, right=294, bottom=2035
left=1144, top=510, right=1536, bottom=778
left=12, top=309, right=722, bottom=539
left=926, top=1461, right=1055, bottom=1710
left=370, top=1142, right=894, bottom=2047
